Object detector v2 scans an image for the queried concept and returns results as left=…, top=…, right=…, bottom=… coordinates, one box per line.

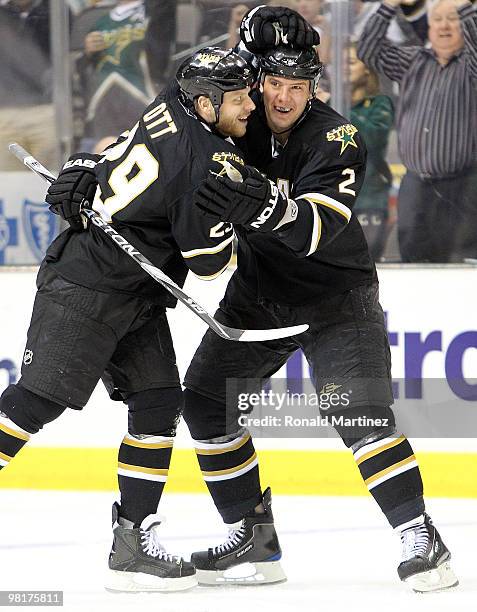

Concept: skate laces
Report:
left=212, top=521, right=247, bottom=555
left=140, top=525, right=179, bottom=564
left=400, top=523, right=430, bottom=562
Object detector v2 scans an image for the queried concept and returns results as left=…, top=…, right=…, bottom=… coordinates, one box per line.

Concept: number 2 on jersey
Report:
left=209, top=222, right=233, bottom=238
left=339, top=168, right=356, bottom=196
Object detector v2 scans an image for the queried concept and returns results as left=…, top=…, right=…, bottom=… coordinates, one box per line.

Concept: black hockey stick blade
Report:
left=8, top=143, right=309, bottom=342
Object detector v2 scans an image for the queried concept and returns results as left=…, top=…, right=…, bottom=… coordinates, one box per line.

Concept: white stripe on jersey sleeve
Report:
left=181, top=233, right=235, bottom=259
left=297, top=192, right=352, bottom=222
left=193, top=257, right=232, bottom=281
left=305, top=200, right=322, bottom=256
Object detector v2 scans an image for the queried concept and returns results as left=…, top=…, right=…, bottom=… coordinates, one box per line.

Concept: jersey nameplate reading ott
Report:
left=144, top=103, right=178, bottom=140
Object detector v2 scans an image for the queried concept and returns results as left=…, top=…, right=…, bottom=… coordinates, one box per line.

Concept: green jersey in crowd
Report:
left=351, top=94, right=394, bottom=212
left=90, top=1, right=147, bottom=93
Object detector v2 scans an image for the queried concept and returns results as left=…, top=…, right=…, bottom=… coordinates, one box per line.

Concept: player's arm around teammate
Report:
left=194, top=46, right=367, bottom=259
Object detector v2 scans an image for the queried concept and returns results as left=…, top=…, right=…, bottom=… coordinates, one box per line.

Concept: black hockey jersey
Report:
left=235, top=92, right=377, bottom=305
left=46, top=82, right=242, bottom=306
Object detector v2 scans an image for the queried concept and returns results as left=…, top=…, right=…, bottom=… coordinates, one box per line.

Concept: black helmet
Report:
left=260, top=46, right=323, bottom=94
left=176, top=47, right=254, bottom=120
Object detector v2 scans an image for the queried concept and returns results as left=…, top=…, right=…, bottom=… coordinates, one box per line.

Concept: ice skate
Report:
left=105, top=502, right=197, bottom=593
left=397, top=513, right=458, bottom=593
left=191, top=488, right=286, bottom=586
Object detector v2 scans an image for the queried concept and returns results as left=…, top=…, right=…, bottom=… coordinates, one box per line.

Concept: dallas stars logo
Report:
left=326, top=124, right=358, bottom=155
left=197, top=52, right=222, bottom=66
left=211, top=152, right=245, bottom=182
left=98, top=24, right=146, bottom=69
left=320, top=383, right=342, bottom=394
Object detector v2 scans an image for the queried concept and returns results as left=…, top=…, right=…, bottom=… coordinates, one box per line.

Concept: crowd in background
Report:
left=0, top=0, right=476, bottom=263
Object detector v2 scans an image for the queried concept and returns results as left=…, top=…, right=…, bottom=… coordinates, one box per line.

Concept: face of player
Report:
left=215, top=88, right=256, bottom=138
left=262, top=75, right=312, bottom=135
left=428, top=0, right=464, bottom=61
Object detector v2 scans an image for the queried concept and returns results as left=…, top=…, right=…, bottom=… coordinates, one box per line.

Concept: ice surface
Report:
left=1, top=491, right=476, bottom=611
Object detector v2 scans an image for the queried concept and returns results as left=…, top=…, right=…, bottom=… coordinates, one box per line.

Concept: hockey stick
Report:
left=9, top=143, right=308, bottom=342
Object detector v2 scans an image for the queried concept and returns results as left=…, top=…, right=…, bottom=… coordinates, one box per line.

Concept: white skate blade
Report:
left=405, top=561, right=459, bottom=593
left=105, top=569, right=198, bottom=593
left=196, top=561, right=287, bottom=586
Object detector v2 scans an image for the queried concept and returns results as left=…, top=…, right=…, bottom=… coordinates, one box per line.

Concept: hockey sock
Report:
left=0, top=412, right=31, bottom=470
left=117, top=433, right=174, bottom=526
left=352, top=433, right=425, bottom=528
left=0, top=384, right=67, bottom=470
left=394, top=514, right=425, bottom=533
left=194, top=429, right=262, bottom=523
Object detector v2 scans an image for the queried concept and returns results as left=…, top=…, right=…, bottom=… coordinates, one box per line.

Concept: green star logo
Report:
left=326, top=124, right=359, bottom=155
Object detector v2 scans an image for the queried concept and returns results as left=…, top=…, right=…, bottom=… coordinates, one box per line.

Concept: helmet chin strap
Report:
left=211, top=104, right=221, bottom=126
left=197, top=114, right=222, bottom=134
left=192, top=94, right=221, bottom=128
left=197, top=105, right=229, bottom=139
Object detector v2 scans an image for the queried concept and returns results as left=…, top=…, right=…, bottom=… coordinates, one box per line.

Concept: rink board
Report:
left=0, top=446, right=476, bottom=498
left=0, top=266, right=476, bottom=495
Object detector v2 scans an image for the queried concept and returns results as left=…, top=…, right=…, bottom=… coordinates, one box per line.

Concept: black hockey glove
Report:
left=195, top=164, right=296, bottom=233
left=240, top=5, right=320, bottom=54
left=45, top=152, right=100, bottom=231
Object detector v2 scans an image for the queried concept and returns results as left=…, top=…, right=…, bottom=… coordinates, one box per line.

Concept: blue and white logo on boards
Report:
left=23, top=199, right=60, bottom=262
left=0, top=200, right=18, bottom=264
left=0, top=359, right=18, bottom=386
left=0, top=212, right=9, bottom=253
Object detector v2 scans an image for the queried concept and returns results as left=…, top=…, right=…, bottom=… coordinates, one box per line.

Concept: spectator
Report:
left=353, top=0, right=423, bottom=46
left=227, top=3, right=250, bottom=47
left=349, top=43, right=394, bottom=261
left=198, top=1, right=243, bottom=45
left=399, top=0, right=429, bottom=44
left=144, top=0, right=176, bottom=91
left=81, top=0, right=153, bottom=143
left=0, top=0, right=56, bottom=171
left=92, top=134, right=117, bottom=154
left=358, top=0, right=477, bottom=263
left=295, top=0, right=330, bottom=62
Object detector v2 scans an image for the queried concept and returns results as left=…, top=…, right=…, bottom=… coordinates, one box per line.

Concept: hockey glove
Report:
left=45, top=152, right=100, bottom=231
left=194, top=164, right=297, bottom=233
left=240, top=5, right=320, bottom=54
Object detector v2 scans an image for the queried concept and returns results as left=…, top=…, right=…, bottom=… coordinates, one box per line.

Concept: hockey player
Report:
left=32, top=6, right=456, bottom=594
left=0, top=47, right=257, bottom=593
left=184, top=18, right=458, bottom=593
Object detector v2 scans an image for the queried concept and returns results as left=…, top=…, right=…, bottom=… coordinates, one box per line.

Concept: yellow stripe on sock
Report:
left=364, top=455, right=416, bottom=487
left=201, top=452, right=257, bottom=477
left=117, top=462, right=168, bottom=476
left=121, top=437, right=173, bottom=450
left=0, top=450, right=13, bottom=463
left=195, top=434, right=251, bottom=455
left=356, top=435, right=406, bottom=466
left=0, top=422, right=30, bottom=442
